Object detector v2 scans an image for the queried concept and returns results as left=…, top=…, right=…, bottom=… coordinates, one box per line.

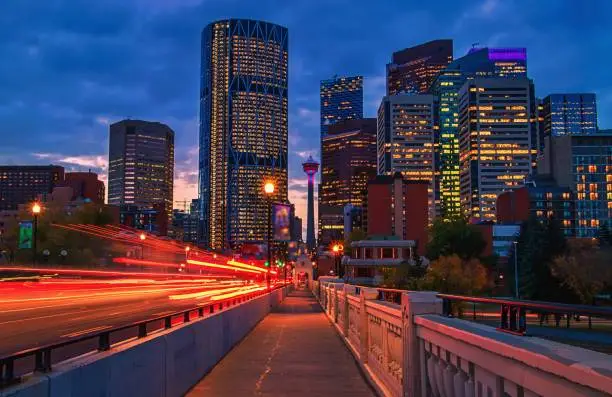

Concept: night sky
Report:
left=1, top=0, right=611, bottom=237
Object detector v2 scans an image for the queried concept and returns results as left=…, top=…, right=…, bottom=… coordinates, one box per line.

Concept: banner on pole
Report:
left=18, top=221, right=33, bottom=249
left=272, top=203, right=291, bottom=242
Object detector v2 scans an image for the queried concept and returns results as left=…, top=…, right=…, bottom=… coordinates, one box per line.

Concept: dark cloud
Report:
left=1, top=0, right=611, bottom=211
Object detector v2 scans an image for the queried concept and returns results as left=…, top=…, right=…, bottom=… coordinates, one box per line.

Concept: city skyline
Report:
left=1, top=1, right=612, bottom=238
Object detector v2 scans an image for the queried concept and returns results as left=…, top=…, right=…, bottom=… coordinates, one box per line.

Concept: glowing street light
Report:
left=264, top=181, right=275, bottom=290
left=139, top=233, right=146, bottom=241
left=31, top=202, right=41, bottom=265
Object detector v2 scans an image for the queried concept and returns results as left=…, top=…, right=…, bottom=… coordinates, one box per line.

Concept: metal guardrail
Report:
left=438, top=293, right=612, bottom=335
left=0, top=287, right=280, bottom=387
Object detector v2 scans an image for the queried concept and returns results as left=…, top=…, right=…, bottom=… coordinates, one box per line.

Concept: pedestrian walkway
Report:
left=187, top=289, right=376, bottom=397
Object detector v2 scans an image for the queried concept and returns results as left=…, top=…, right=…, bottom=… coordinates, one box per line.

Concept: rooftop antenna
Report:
left=472, top=42, right=480, bottom=49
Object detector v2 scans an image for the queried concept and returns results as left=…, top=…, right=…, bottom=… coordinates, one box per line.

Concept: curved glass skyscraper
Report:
left=199, top=19, right=288, bottom=251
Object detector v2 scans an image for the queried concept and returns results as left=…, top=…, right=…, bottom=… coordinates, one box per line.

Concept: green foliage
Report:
left=421, top=254, right=489, bottom=295
left=381, top=259, right=427, bottom=290
left=343, top=228, right=366, bottom=257
left=511, top=216, right=572, bottom=302
left=426, top=218, right=486, bottom=261
left=0, top=203, right=119, bottom=266
left=551, top=245, right=612, bottom=304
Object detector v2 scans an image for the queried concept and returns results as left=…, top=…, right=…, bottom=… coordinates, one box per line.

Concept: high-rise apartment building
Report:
left=458, top=78, right=537, bottom=221
left=541, top=94, right=597, bottom=137
left=0, top=165, right=64, bottom=210
left=199, top=19, right=288, bottom=250
left=108, top=120, right=174, bottom=223
left=377, top=94, right=438, bottom=220
left=539, top=133, right=612, bottom=238
left=320, top=75, right=363, bottom=138
left=319, top=118, right=377, bottom=245
left=430, top=47, right=528, bottom=218
left=387, top=39, right=453, bottom=95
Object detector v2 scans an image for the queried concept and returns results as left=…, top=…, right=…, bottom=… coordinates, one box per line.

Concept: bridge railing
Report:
left=0, top=285, right=286, bottom=388
left=312, top=280, right=612, bottom=397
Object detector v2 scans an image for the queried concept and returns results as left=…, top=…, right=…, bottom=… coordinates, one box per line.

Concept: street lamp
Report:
left=513, top=241, right=519, bottom=299
left=139, top=233, right=146, bottom=261
left=332, top=243, right=343, bottom=278
left=264, top=181, right=275, bottom=290
left=31, top=203, right=41, bottom=266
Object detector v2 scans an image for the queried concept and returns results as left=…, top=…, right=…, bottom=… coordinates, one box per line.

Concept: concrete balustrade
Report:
left=1, top=287, right=289, bottom=397
left=313, top=280, right=612, bottom=397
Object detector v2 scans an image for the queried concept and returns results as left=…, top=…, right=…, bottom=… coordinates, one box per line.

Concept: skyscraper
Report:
left=0, top=165, right=64, bottom=210
left=541, top=94, right=597, bottom=137
left=387, top=39, right=453, bottom=95
left=302, top=156, right=319, bottom=251
left=199, top=19, right=288, bottom=250
left=539, top=133, right=612, bottom=238
left=377, top=95, right=438, bottom=221
left=319, top=119, right=377, bottom=245
left=320, top=75, right=363, bottom=138
left=430, top=47, right=528, bottom=218
left=458, top=78, right=536, bottom=221
left=108, top=120, right=174, bottom=222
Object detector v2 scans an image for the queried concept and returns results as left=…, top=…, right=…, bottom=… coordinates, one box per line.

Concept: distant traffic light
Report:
left=264, top=261, right=270, bottom=267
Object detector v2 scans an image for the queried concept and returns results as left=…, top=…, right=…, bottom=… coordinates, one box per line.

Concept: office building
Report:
left=58, top=171, right=105, bottom=204
left=367, top=174, right=429, bottom=255
left=292, top=215, right=303, bottom=242
left=199, top=19, right=288, bottom=250
left=430, top=47, right=528, bottom=218
left=119, top=203, right=168, bottom=236
left=377, top=94, right=438, bottom=220
left=320, top=75, right=363, bottom=138
left=496, top=175, right=575, bottom=237
left=319, top=118, right=377, bottom=246
left=539, top=133, right=612, bottom=238
left=0, top=165, right=64, bottom=211
left=387, top=39, right=453, bottom=95
left=108, top=120, right=174, bottom=224
left=458, top=78, right=537, bottom=221
left=541, top=94, right=597, bottom=137
left=343, top=204, right=363, bottom=239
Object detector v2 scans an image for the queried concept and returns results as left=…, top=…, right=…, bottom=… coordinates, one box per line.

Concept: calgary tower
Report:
left=302, top=156, right=319, bottom=251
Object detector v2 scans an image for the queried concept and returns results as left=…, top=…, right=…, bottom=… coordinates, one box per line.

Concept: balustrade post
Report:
left=342, top=285, right=352, bottom=336
left=401, top=291, right=443, bottom=397
left=333, top=284, right=340, bottom=323
left=360, top=287, right=378, bottom=363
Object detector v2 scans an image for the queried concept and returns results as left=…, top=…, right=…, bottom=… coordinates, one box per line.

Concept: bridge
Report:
left=1, top=281, right=612, bottom=396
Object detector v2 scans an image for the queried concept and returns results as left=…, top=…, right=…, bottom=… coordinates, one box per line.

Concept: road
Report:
left=0, top=276, right=261, bottom=358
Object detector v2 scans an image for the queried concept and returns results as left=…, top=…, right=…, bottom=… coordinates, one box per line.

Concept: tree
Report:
left=421, top=254, right=488, bottom=295
left=426, top=218, right=486, bottom=261
left=343, top=228, right=366, bottom=257
left=1, top=202, right=119, bottom=266
left=381, top=259, right=427, bottom=290
left=551, top=243, right=612, bottom=304
left=513, top=216, right=570, bottom=302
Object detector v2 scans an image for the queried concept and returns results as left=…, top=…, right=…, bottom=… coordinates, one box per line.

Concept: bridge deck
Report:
left=187, top=289, right=375, bottom=397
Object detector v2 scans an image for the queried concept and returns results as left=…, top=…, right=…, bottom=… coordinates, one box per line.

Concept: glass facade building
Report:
left=108, top=120, right=175, bottom=224
left=320, top=75, right=363, bottom=138
left=199, top=19, right=288, bottom=250
left=458, top=78, right=537, bottom=222
left=540, top=133, right=612, bottom=238
left=542, top=94, right=597, bottom=137
left=387, top=39, right=453, bottom=95
left=319, top=118, right=376, bottom=246
left=377, top=94, right=439, bottom=221
left=430, top=47, right=530, bottom=219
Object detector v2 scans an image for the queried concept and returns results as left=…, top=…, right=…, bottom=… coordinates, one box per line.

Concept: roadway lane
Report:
left=0, top=277, right=255, bottom=357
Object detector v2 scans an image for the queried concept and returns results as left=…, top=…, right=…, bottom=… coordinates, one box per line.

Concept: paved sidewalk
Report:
left=187, top=289, right=375, bottom=397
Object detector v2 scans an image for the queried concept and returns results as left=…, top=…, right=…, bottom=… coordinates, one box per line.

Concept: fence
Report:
left=313, top=280, right=612, bottom=397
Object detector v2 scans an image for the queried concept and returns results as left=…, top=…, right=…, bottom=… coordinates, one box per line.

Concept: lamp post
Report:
left=332, top=243, right=343, bottom=278
left=185, top=246, right=190, bottom=274
left=31, top=203, right=41, bottom=266
left=513, top=241, right=519, bottom=299
left=139, top=233, right=146, bottom=265
left=264, top=181, right=275, bottom=290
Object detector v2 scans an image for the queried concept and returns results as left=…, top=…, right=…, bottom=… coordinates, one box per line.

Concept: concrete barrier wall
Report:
left=314, top=281, right=612, bottom=397
left=1, top=287, right=288, bottom=397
